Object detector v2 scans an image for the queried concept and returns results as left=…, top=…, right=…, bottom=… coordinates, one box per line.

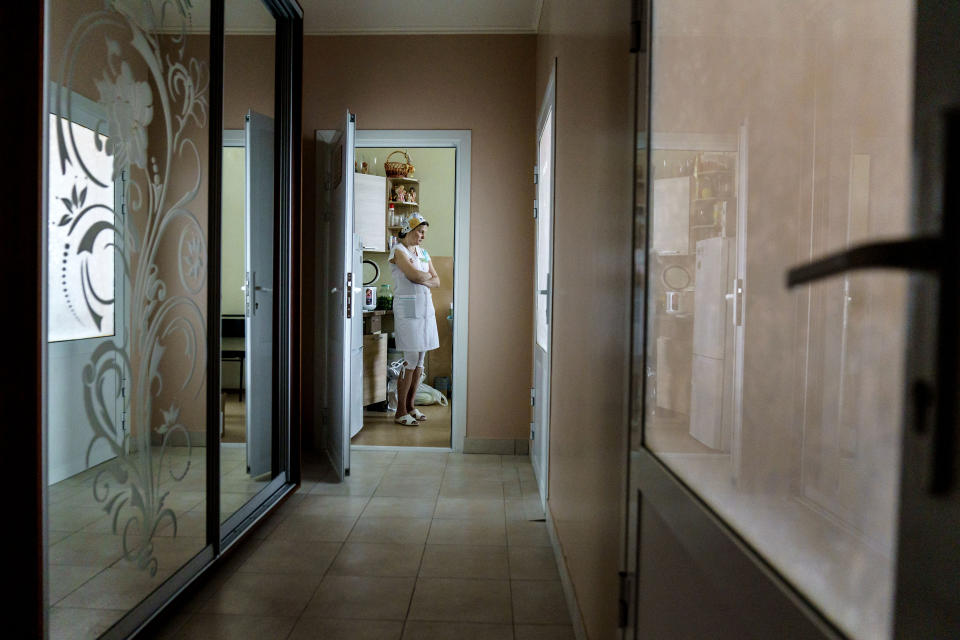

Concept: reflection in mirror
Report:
left=45, top=0, right=210, bottom=634
left=220, top=0, right=277, bottom=524
left=637, top=2, right=913, bottom=638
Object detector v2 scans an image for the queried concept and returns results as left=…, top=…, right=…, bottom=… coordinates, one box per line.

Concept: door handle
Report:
left=785, top=236, right=941, bottom=288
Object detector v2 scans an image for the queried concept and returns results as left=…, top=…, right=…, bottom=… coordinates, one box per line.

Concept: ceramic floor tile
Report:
left=301, top=575, right=415, bottom=621
left=48, top=565, right=101, bottom=604
left=171, top=614, right=297, bottom=640
left=383, top=464, right=446, bottom=480
left=511, top=581, right=571, bottom=625
left=200, top=572, right=322, bottom=617
left=236, top=538, right=341, bottom=575
left=508, top=547, right=560, bottom=580
left=434, top=498, right=505, bottom=520
left=442, top=466, right=504, bottom=482
left=427, top=519, right=506, bottom=546
left=58, top=566, right=174, bottom=610
left=418, top=545, right=509, bottom=580
left=49, top=606, right=126, bottom=640
left=48, top=505, right=110, bottom=533
left=392, top=451, right=450, bottom=468
left=506, top=521, right=551, bottom=547
left=407, top=578, right=512, bottom=624
left=513, top=625, right=576, bottom=640
left=49, top=533, right=124, bottom=569
left=446, top=454, right=502, bottom=466
left=401, top=621, right=513, bottom=640
left=268, top=514, right=358, bottom=542
left=329, top=542, right=425, bottom=577
left=438, top=481, right=504, bottom=500
left=348, top=516, right=432, bottom=545
left=362, top=497, right=437, bottom=519
left=504, top=499, right=528, bottom=522
left=296, top=495, right=371, bottom=518
left=309, top=478, right=380, bottom=497
left=288, top=617, right=403, bottom=640
left=374, top=477, right=442, bottom=499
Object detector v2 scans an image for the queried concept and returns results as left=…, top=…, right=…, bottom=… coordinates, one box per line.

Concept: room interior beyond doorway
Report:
left=351, top=144, right=456, bottom=448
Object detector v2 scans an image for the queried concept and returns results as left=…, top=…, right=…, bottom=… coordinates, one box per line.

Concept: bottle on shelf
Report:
left=388, top=203, right=396, bottom=226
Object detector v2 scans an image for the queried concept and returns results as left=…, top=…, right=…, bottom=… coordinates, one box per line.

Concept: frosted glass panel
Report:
left=641, top=1, right=915, bottom=638
left=45, top=0, right=211, bottom=634
left=47, top=115, right=115, bottom=343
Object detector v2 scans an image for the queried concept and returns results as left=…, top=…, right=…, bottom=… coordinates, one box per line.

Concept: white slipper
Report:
left=395, top=414, right=419, bottom=426
left=411, top=409, right=427, bottom=421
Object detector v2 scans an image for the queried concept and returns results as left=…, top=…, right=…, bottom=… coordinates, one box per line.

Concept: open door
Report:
left=244, top=109, right=274, bottom=478
left=531, top=65, right=556, bottom=507
left=318, top=110, right=356, bottom=480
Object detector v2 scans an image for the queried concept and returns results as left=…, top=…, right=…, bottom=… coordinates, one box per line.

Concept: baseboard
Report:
left=462, top=437, right=530, bottom=455
left=544, top=503, right=589, bottom=640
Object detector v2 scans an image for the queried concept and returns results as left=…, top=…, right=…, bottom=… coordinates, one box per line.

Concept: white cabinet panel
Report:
left=355, top=173, right=386, bottom=252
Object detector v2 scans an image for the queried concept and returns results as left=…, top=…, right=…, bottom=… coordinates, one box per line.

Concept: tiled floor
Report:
left=351, top=403, right=451, bottom=447
left=145, top=451, right=574, bottom=640
left=47, top=444, right=273, bottom=639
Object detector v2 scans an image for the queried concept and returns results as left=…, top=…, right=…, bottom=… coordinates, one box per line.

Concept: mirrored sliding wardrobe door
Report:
left=219, top=0, right=278, bottom=528
left=45, top=1, right=215, bottom=636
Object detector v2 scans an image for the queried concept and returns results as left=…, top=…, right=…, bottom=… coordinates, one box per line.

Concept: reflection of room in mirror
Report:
left=641, top=1, right=913, bottom=636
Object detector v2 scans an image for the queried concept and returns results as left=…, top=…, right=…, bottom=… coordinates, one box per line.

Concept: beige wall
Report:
left=537, top=1, right=634, bottom=638
left=302, top=35, right=536, bottom=441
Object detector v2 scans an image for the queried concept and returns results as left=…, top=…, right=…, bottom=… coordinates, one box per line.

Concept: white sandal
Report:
left=395, top=414, right=419, bottom=426
left=410, top=409, right=427, bottom=421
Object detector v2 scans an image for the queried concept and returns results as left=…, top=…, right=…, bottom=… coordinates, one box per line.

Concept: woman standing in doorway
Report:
left=390, top=213, right=440, bottom=426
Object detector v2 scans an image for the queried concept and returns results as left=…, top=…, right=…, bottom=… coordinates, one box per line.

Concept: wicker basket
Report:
left=384, top=150, right=412, bottom=178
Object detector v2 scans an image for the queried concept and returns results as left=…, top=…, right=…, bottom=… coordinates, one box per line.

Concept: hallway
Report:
left=144, top=452, right=574, bottom=639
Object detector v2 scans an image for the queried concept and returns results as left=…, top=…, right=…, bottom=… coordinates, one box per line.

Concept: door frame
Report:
left=353, top=129, right=472, bottom=453
left=532, top=61, right=557, bottom=507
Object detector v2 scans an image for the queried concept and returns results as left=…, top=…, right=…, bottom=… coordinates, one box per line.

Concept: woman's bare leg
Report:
left=406, top=366, right=423, bottom=419
left=395, top=366, right=413, bottom=416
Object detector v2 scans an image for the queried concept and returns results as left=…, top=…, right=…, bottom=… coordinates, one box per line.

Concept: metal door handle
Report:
left=785, top=237, right=941, bottom=288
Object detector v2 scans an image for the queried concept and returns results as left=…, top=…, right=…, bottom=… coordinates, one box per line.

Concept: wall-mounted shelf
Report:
left=389, top=200, right=419, bottom=206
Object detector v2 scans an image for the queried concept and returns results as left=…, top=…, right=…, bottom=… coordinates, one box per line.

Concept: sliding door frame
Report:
left=33, top=0, right=303, bottom=636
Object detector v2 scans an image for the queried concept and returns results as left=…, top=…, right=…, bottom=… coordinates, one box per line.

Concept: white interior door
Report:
left=350, top=232, right=363, bottom=439
left=320, top=110, right=355, bottom=480
left=532, top=68, right=556, bottom=507
left=244, top=109, right=274, bottom=478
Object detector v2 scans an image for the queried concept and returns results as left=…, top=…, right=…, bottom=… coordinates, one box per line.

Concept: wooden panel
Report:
left=362, top=333, right=387, bottom=406
left=430, top=256, right=454, bottom=384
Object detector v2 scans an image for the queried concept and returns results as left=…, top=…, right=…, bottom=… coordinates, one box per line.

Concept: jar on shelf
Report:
left=376, top=283, right=393, bottom=310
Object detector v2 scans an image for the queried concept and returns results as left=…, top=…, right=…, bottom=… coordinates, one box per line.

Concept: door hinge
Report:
left=533, top=199, right=538, bottom=219
left=534, top=165, right=539, bottom=185
left=618, top=571, right=633, bottom=628
left=530, top=422, right=535, bottom=440
left=530, top=388, right=536, bottom=407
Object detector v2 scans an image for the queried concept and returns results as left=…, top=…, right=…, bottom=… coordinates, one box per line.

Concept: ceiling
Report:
left=176, top=0, right=543, bottom=35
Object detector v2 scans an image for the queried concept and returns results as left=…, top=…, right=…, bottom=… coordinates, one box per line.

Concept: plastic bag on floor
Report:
left=386, top=358, right=405, bottom=412
left=415, top=382, right=449, bottom=406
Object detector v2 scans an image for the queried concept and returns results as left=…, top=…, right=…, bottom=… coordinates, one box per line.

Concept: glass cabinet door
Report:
left=45, top=1, right=213, bottom=636
left=627, top=1, right=960, bottom=638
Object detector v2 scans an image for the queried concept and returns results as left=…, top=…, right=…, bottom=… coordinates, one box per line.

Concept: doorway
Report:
left=320, top=129, right=471, bottom=455
left=352, top=145, right=457, bottom=448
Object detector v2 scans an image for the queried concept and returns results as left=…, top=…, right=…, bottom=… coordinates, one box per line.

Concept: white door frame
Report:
left=532, top=62, right=557, bottom=507
left=354, top=129, right=471, bottom=453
